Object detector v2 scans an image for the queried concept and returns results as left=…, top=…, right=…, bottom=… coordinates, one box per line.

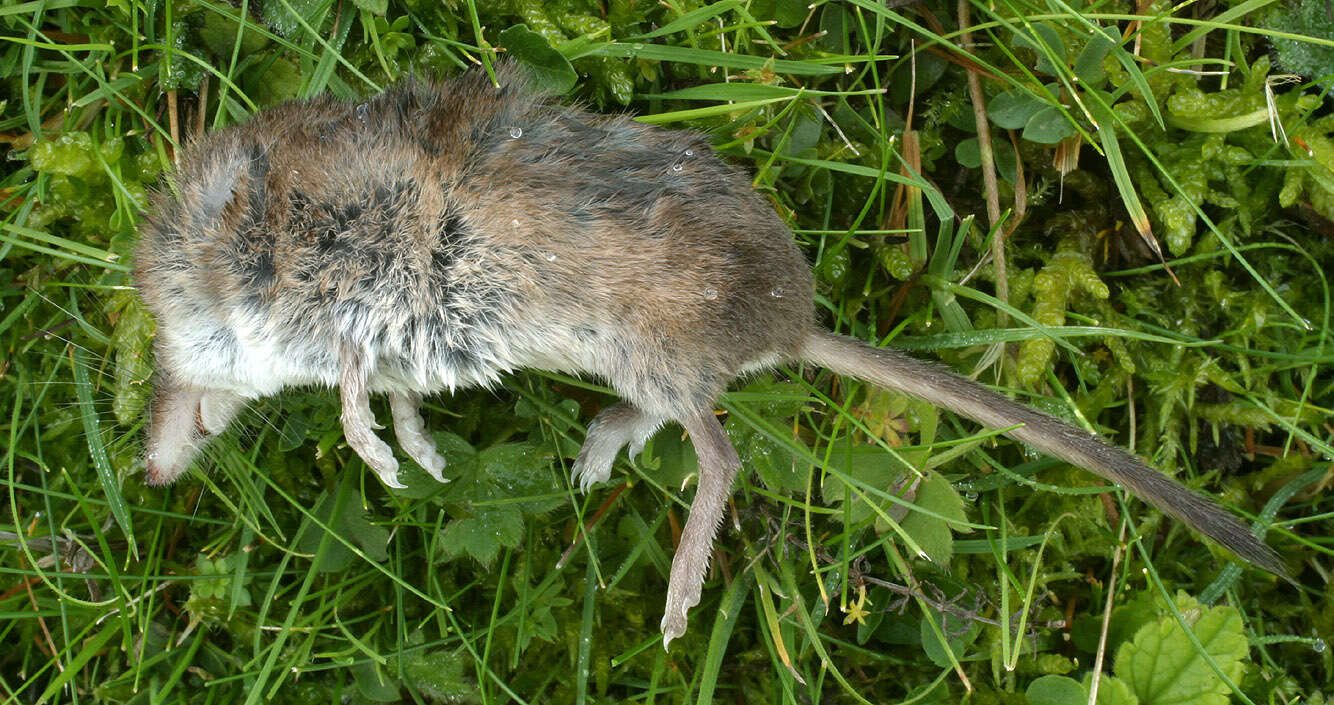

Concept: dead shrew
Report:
left=134, top=64, right=1284, bottom=648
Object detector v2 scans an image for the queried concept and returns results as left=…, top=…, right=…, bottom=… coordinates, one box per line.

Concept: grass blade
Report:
left=71, top=346, right=138, bottom=559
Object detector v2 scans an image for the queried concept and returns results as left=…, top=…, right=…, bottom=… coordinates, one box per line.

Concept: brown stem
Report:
left=957, top=0, right=1009, bottom=325
left=167, top=88, right=180, bottom=166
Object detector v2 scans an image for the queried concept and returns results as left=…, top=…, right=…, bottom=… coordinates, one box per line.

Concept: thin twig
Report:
left=196, top=74, right=209, bottom=139
left=958, top=0, right=1008, bottom=326
left=167, top=88, right=180, bottom=166
left=1089, top=520, right=1129, bottom=705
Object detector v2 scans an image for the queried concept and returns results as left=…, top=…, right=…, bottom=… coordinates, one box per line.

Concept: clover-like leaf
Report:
left=1013, top=22, right=1067, bottom=76
left=1074, top=27, right=1118, bottom=86
left=1027, top=675, right=1087, bottom=705
left=989, top=90, right=1049, bottom=130
left=1023, top=106, right=1078, bottom=144
left=898, top=470, right=968, bottom=564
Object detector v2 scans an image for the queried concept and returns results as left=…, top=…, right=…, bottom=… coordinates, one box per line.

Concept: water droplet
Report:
left=146, top=452, right=158, bottom=461
left=512, top=219, right=521, bottom=226
left=509, top=126, right=523, bottom=139
left=671, top=163, right=683, bottom=172
left=631, top=43, right=645, bottom=51
left=356, top=103, right=368, bottom=121
left=545, top=252, right=558, bottom=262
left=290, top=169, right=300, bottom=176
left=703, top=288, right=718, bottom=300
left=769, top=287, right=785, bottom=298
left=684, top=149, right=694, bottom=157
left=1315, top=639, right=1328, bottom=653
left=964, top=491, right=979, bottom=501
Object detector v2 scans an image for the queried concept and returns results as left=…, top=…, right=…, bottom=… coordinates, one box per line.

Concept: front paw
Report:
left=362, top=444, right=404, bottom=489
left=569, top=453, right=613, bottom=493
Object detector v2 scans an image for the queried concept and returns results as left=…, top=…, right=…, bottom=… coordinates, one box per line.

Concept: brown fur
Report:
left=134, top=64, right=1282, bottom=649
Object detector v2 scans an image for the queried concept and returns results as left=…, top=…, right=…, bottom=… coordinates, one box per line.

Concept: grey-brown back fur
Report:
left=134, top=64, right=1281, bottom=649
left=139, top=66, right=811, bottom=415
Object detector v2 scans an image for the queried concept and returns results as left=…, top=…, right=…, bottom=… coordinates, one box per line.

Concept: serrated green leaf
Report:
left=433, top=440, right=556, bottom=564
left=1080, top=673, right=1140, bottom=705
left=439, top=503, right=524, bottom=565
left=391, top=431, right=476, bottom=498
left=475, top=442, right=561, bottom=514
left=1072, top=594, right=1159, bottom=654
left=1114, top=595, right=1248, bottom=705
left=396, top=645, right=475, bottom=702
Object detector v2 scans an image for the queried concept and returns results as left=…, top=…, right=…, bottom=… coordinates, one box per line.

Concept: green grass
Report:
left=2, top=0, right=1332, bottom=702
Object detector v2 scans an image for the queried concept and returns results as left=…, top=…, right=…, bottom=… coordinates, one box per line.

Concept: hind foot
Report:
left=571, top=402, right=661, bottom=492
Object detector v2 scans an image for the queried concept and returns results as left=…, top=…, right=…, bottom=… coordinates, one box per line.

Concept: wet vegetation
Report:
left=1, top=0, right=1331, bottom=702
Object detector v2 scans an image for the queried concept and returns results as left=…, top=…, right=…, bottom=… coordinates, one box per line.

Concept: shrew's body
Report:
left=135, top=64, right=1282, bottom=646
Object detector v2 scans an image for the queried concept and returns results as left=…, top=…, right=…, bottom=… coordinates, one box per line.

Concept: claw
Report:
left=570, top=459, right=597, bottom=493
left=425, top=464, right=449, bottom=484
left=661, top=609, right=689, bottom=650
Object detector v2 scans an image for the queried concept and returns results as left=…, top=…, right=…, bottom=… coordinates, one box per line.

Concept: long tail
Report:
left=801, top=330, right=1285, bottom=575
